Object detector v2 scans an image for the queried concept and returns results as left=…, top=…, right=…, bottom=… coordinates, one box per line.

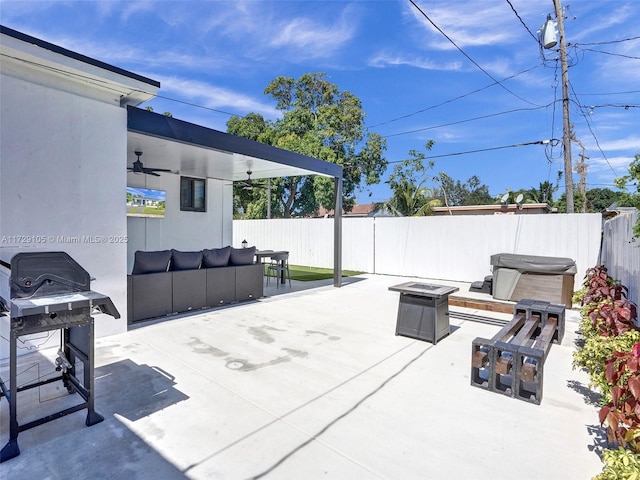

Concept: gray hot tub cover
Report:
left=490, top=253, right=577, bottom=274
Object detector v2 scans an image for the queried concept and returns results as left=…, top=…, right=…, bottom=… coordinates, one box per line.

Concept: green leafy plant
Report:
left=594, top=447, right=640, bottom=480
left=575, top=264, right=640, bottom=479
left=573, top=330, right=640, bottom=400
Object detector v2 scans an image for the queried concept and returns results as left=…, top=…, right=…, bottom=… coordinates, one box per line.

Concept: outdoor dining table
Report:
left=255, top=250, right=289, bottom=284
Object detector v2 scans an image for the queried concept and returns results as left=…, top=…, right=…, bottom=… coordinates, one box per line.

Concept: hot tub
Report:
left=490, top=253, right=577, bottom=308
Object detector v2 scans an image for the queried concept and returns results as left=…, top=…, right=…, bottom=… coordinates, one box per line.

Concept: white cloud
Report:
left=120, top=0, right=156, bottom=22
left=405, top=1, right=523, bottom=51
left=196, top=2, right=358, bottom=61
left=368, top=51, right=463, bottom=71
left=159, top=76, right=280, bottom=119
left=269, top=13, right=356, bottom=58
left=592, top=135, right=640, bottom=152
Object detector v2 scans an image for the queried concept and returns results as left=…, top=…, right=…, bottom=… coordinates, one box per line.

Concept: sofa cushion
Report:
left=229, top=246, right=256, bottom=266
left=171, top=249, right=203, bottom=271
left=202, top=246, right=231, bottom=268
left=132, top=250, right=172, bottom=275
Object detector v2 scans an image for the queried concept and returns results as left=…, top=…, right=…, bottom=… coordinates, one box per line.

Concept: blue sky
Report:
left=2, top=0, right=638, bottom=204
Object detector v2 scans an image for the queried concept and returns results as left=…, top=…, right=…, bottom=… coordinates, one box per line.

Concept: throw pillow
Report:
left=170, top=249, right=203, bottom=271
left=131, top=250, right=172, bottom=275
left=229, top=246, right=256, bottom=266
left=202, top=246, right=231, bottom=268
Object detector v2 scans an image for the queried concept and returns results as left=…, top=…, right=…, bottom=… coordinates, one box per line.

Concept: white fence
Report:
left=234, top=213, right=603, bottom=291
left=600, top=210, right=639, bottom=305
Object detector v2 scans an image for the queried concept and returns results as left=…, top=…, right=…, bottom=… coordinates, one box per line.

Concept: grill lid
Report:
left=9, top=251, right=91, bottom=299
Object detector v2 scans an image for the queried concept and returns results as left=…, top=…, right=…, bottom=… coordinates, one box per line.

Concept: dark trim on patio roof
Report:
left=127, top=106, right=343, bottom=179
left=0, top=25, right=160, bottom=88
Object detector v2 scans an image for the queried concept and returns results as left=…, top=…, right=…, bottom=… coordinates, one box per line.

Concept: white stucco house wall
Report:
left=0, top=26, right=342, bottom=358
left=0, top=26, right=160, bottom=345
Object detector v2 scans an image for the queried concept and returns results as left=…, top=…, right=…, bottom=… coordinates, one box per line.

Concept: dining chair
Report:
left=266, top=252, right=291, bottom=288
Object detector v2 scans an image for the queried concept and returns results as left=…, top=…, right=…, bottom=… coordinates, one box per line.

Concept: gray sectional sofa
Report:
left=127, top=246, right=263, bottom=323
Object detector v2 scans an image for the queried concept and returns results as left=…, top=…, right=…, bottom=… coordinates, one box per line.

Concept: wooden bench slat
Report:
left=472, top=350, right=488, bottom=368
left=520, top=363, right=536, bottom=382
left=495, top=355, right=512, bottom=375
left=493, top=317, right=537, bottom=375
left=493, top=312, right=525, bottom=342
left=533, top=318, right=557, bottom=354
left=519, top=318, right=557, bottom=382
left=510, top=316, right=539, bottom=346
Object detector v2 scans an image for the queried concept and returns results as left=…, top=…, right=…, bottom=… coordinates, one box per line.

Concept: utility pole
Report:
left=575, top=151, right=589, bottom=213
left=571, top=131, right=588, bottom=213
left=554, top=0, right=575, bottom=213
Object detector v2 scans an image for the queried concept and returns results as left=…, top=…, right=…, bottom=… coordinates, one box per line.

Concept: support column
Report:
left=333, top=175, right=342, bottom=287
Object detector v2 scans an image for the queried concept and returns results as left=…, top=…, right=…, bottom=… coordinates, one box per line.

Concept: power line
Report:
left=408, top=0, right=541, bottom=107
left=546, top=61, right=563, bottom=189
left=148, top=93, right=238, bottom=117
left=574, top=35, right=640, bottom=46
left=369, top=64, right=543, bottom=129
left=574, top=90, right=640, bottom=96
left=505, top=0, right=539, bottom=43
left=579, top=104, right=639, bottom=111
left=383, top=104, right=553, bottom=138
left=579, top=48, right=640, bottom=60
left=385, top=139, right=558, bottom=163
left=568, top=80, right=619, bottom=179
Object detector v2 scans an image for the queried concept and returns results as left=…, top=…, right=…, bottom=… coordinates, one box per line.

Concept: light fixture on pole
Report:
left=242, top=239, right=248, bottom=248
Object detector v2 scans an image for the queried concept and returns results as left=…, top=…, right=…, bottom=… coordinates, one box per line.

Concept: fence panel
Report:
left=234, top=213, right=603, bottom=290
left=601, top=210, right=639, bottom=305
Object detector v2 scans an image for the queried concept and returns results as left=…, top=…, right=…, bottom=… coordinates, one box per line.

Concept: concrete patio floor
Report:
left=1, top=274, right=605, bottom=479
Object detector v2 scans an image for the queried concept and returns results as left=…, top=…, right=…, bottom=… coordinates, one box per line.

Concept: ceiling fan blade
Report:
left=128, top=154, right=172, bottom=176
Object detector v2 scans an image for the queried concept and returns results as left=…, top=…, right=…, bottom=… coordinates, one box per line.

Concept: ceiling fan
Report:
left=236, top=171, right=267, bottom=190
left=127, top=151, right=172, bottom=177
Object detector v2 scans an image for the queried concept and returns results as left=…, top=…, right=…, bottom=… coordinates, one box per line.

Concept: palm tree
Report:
left=386, top=184, right=441, bottom=216
left=385, top=143, right=441, bottom=216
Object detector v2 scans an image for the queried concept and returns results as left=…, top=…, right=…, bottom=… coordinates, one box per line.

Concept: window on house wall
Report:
left=180, top=176, right=206, bottom=212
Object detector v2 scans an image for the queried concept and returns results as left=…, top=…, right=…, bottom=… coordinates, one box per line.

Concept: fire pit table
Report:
left=388, top=282, right=459, bottom=344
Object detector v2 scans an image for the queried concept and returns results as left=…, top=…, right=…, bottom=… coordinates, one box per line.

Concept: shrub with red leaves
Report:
left=582, top=265, right=630, bottom=306
left=600, top=342, right=640, bottom=452
left=581, top=265, right=638, bottom=337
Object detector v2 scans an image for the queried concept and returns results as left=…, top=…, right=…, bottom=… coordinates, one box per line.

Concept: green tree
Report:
left=615, top=152, right=640, bottom=237
left=386, top=142, right=441, bottom=216
left=527, top=171, right=563, bottom=204
left=435, top=173, right=493, bottom=206
left=227, top=73, right=387, bottom=217
left=585, top=188, right=627, bottom=212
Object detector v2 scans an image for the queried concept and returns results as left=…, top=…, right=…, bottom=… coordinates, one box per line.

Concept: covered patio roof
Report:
left=126, top=106, right=344, bottom=286
left=127, top=106, right=341, bottom=182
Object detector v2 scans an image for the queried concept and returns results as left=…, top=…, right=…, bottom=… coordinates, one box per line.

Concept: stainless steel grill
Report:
left=0, top=251, right=120, bottom=462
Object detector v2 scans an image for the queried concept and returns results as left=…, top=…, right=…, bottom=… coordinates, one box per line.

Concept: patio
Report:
left=1, top=274, right=604, bottom=479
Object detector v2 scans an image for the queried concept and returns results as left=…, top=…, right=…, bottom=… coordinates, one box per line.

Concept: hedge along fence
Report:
left=572, top=265, right=640, bottom=479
